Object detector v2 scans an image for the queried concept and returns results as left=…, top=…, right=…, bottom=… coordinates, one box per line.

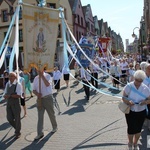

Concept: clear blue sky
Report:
left=81, top=0, right=143, bottom=48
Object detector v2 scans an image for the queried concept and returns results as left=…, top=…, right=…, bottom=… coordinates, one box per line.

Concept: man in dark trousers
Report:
left=3, top=72, right=22, bottom=139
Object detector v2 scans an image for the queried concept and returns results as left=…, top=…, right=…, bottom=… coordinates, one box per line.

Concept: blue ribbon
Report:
left=0, top=9, right=17, bottom=56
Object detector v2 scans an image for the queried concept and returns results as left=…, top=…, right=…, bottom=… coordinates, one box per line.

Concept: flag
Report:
left=23, top=4, right=59, bottom=72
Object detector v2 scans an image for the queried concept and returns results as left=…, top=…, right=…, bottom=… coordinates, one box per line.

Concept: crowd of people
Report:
left=1, top=65, right=70, bottom=140
left=72, top=52, right=150, bottom=150
left=2, top=52, right=150, bottom=149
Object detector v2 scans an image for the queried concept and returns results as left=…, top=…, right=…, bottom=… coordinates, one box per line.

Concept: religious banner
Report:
left=98, top=37, right=111, bottom=53
left=77, top=44, right=94, bottom=67
left=23, top=4, right=59, bottom=72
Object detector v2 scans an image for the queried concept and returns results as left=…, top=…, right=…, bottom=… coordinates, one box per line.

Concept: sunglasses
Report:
left=135, top=79, right=143, bottom=83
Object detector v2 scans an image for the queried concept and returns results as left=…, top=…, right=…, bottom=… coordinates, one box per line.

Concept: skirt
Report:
left=63, top=74, right=70, bottom=81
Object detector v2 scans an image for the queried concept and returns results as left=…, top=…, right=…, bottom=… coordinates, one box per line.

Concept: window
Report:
left=77, top=15, right=80, bottom=25
left=86, top=22, right=90, bottom=31
left=19, top=29, right=23, bottom=42
left=76, top=31, right=78, bottom=41
left=91, top=24, right=93, bottom=32
left=58, top=24, right=61, bottom=38
left=47, top=3, right=56, bottom=8
left=19, top=7, right=22, bottom=20
left=81, top=17, right=83, bottom=26
left=64, top=8, right=67, bottom=20
left=2, top=10, right=8, bottom=22
left=79, top=32, right=81, bottom=40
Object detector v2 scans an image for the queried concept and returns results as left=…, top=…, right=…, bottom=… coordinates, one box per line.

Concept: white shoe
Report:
left=128, top=143, right=133, bottom=150
left=34, top=134, right=44, bottom=140
left=51, top=128, right=58, bottom=133
left=133, top=144, right=139, bottom=150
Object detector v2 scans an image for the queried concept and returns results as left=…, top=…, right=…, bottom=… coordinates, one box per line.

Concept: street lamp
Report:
left=132, top=27, right=140, bottom=38
left=132, top=27, right=143, bottom=60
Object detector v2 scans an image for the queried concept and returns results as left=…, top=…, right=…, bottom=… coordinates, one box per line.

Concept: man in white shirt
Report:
left=3, top=72, right=22, bottom=139
left=33, top=70, right=57, bottom=140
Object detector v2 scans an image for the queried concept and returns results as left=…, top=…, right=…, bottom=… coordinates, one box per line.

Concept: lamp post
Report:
left=132, top=27, right=143, bottom=60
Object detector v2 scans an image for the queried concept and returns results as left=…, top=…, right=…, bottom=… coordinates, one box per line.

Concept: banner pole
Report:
left=37, top=0, right=46, bottom=109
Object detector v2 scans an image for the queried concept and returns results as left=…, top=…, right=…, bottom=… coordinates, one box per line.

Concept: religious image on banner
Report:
left=22, top=4, right=59, bottom=72
left=98, top=37, right=111, bottom=53
left=33, top=27, right=46, bottom=52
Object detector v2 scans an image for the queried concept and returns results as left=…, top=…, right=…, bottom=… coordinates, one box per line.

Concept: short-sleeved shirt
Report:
left=123, top=82, right=150, bottom=112
left=32, top=72, right=53, bottom=97
left=120, top=61, right=128, bottom=70
left=53, top=70, right=62, bottom=80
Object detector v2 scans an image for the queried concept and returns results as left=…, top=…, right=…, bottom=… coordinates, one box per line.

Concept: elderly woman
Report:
left=122, top=70, right=150, bottom=150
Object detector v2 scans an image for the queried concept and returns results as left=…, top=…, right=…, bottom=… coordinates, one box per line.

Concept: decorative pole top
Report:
left=18, top=0, right=22, bottom=4
left=38, top=0, right=46, bottom=7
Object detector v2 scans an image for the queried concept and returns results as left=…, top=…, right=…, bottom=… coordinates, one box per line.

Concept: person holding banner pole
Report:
left=32, top=70, right=58, bottom=140
left=80, top=66, right=91, bottom=101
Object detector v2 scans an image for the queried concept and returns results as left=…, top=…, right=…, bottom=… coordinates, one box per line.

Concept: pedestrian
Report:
left=140, top=61, right=148, bottom=72
left=23, top=70, right=33, bottom=98
left=134, top=63, right=140, bottom=71
left=3, top=72, right=22, bottom=139
left=74, top=62, right=80, bottom=84
left=109, top=59, right=121, bottom=88
left=142, top=63, right=150, bottom=131
left=32, top=70, right=58, bottom=140
left=3, top=70, right=9, bottom=88
left=53, top=66, right=62, bottom=93
left=62, top=66, right=70, bottom=87
left=80, top=66, right=91, bottom=101
left=120, top=58, right=129, bottom=84
left=122, top=70, right=150, bottom=150
left=97, top=54, right=108, bottom=79
left=18, top=72, right=27, bottom=117
left=89, top=60, right=99, bottom=88
left=127, top=63, right=135, bottom=82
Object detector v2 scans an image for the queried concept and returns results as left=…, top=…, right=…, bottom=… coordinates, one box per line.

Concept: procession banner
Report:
left=77, top=44, right=94, bottom=67
left=23, top=4, right=59, bottom=72
left=98, top=37, right=111, bottom=53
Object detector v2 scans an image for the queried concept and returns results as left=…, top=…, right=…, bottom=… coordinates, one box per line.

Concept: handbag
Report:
left=118, top=101, right=130, bottom=114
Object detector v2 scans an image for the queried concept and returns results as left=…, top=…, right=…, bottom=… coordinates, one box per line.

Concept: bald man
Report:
left=3, top=72, right=22, bottom=139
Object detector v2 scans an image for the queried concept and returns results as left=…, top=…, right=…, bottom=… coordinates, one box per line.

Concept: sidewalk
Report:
left=0, top=72, right=149, bottom=150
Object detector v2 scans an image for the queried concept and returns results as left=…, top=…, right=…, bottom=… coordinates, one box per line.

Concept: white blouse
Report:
left=124, top=82, right=150, bottom=112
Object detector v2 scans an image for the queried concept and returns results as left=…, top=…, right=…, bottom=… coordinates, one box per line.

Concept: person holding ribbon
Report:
left=122, top=70, right=150, bottom=150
